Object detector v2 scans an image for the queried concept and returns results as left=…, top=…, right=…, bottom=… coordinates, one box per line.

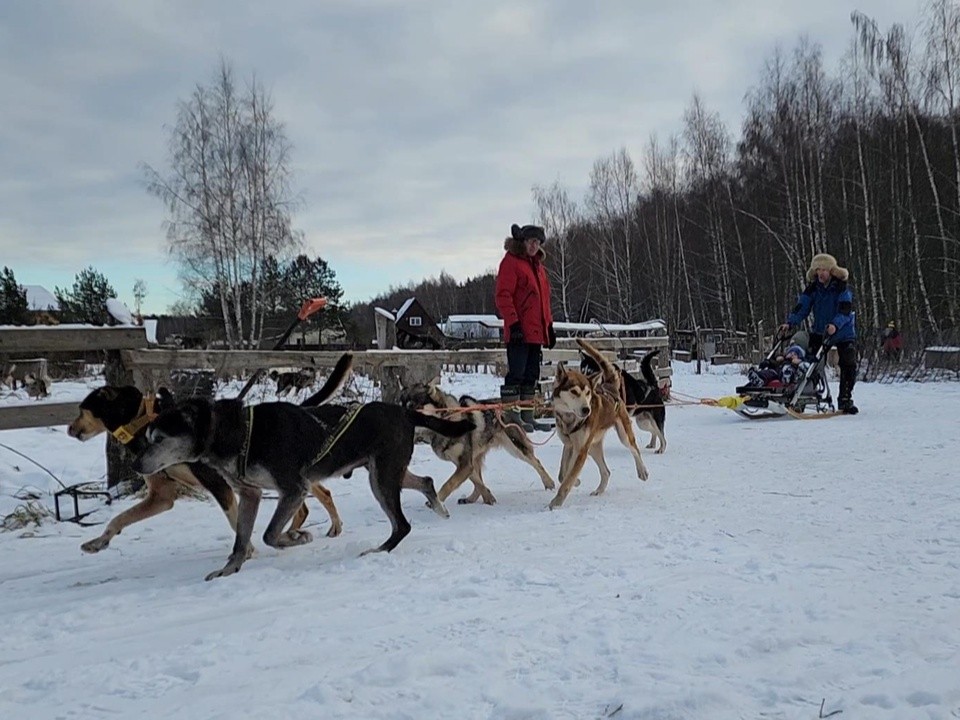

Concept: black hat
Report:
left=511, top=223, right=546, bottom=243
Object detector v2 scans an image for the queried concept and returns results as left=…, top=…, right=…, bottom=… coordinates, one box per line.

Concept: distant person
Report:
left=881, top=321, right=903, bottom=361
left=779, top=253, right=858, bottom=414
left=495, top=223, right=556, bottom=432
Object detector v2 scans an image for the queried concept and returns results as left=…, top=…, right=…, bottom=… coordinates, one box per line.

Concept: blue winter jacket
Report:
left=786, top=279, right=857, bottom=343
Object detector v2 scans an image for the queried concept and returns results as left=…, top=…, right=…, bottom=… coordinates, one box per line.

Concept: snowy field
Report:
left=1, top=363, right=958, bottom=719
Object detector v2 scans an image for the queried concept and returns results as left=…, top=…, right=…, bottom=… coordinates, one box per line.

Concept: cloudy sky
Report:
left=0, top=0, right=919, bottom=314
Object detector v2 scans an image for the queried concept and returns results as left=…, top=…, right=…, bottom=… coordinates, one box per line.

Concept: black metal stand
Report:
left=54, top=484, right=112, bottom=525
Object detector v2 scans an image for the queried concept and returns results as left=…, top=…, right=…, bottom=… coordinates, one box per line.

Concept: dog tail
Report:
left=576, top=339, right=617, bottom=381
left=301, top=353, right=353, bottom=407
left=640, top=349, right=660, bottom=387
left=410, top=411, right=475, bottom=438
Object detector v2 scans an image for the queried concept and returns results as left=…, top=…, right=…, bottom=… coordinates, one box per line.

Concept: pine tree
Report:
left=277, top=255, right=346, bottom=342
left=0, top=266, right=29, bottom=325
left=55, top=267, right=117, bottom=325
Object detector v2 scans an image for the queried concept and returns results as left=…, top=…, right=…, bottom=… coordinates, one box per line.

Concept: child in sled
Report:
left=747, top=344, right=810, bottom=389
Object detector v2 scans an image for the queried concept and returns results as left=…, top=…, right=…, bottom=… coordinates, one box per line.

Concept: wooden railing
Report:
left=0, top=326, right=148, bottom=431
left=0, top=329, right=671, bottom=431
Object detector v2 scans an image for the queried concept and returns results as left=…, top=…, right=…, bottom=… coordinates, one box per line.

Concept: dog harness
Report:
left=303, top=403, right=364, bottom=470
left=111, top=396, right=157, bottom=445
left=236, top=405, right=255, bottom=480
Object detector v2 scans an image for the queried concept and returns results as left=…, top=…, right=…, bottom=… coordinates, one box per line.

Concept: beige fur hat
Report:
left=806, top=253, right=849, bottom=282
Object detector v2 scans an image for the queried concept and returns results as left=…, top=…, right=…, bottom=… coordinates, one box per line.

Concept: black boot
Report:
left=520, top=387, right=551, bottom=432
left=501, top=385, right=533, bottom=432
left=838, top=397, right=859, bottom=415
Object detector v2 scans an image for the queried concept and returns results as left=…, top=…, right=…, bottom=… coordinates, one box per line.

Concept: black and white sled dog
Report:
left=133, top=397, right=475, bottom=580
left=580, top=348, right=667, bottom=454
left=398, top=382, right=555, bottom=505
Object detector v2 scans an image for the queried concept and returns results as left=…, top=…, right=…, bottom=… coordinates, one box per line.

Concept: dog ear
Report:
left=429, top=375, right=441, bottom=387
left=556, top=361, right=567, bottom=378
left=155, top=387, right=175, bottom=411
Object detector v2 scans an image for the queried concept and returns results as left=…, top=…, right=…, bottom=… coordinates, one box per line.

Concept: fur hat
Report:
left=511, top=223, right=546, bottom=244
left=805, top=253, right=848, bottom=282
left=785, top=344, right=806, bottom=360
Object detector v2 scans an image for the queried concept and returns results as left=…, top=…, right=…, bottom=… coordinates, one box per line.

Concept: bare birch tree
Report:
left=143, top=60, right=299, bottom=348
left=532, top=180, right=581, bottom=322
left=586, top=148, right=638, bottom=322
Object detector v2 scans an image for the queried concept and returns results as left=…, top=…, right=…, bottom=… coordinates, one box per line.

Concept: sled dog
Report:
left=133, top=397, right=474, bottom=580
left=549, top=339, right=648, bottom=509
left=399, top=382, right=555, bottom=505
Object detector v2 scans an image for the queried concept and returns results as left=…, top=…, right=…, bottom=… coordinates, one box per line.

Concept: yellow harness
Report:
left=304, top=403, right=364, bottom=469
left=111, top=396, right=157, bottom=445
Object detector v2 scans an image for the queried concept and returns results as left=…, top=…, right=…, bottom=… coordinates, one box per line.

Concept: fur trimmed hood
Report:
left=806, top=253, right=849, bottom=282
left=503, top=237, right=546, bottom=261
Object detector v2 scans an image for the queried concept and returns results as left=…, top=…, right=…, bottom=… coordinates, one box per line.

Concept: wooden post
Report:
left=378, top=361, right=441, bottom=404
left=103, top=349, right=139, bottom=492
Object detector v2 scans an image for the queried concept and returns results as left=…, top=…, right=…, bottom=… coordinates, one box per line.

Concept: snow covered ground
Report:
left=1, top=363, right=958, bottom=719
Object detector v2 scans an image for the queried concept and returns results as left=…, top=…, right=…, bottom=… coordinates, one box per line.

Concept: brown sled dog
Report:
left=398, top=382, right=555, bottom=505
left=548, top=339, right=649, bottom=510
left=67, top=354, right=353, bottom=554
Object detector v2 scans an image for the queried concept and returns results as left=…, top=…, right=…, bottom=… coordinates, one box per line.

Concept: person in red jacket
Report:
left=495, top=223, right=556, bottom=432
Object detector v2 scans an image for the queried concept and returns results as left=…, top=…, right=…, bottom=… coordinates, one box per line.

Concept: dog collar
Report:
left=112, top=396, right=157, bottom=445
left=555, top=410, right=588, bottom=435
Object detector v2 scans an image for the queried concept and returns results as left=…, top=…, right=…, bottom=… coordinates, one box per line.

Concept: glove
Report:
left=508, top=322, right=524, bottom=346
left=546, top=324, right=557, bottom=349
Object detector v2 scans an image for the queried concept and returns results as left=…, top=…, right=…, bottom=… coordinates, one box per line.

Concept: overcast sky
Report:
left=0, top=0, right=920, bottom=314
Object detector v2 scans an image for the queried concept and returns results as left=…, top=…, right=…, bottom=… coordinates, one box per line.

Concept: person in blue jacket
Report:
left=779, top=253, right=859, bottom=414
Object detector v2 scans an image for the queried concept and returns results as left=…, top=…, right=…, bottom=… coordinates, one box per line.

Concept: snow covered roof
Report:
left=23, top=285, right=59, bottom=312
left=443, top=315, right=667, bottom=333
left=374, top=307, right=396, bottom=321
left=394, top=297, right=416, bottom=320
left=105, top=298, right=135, bottom=325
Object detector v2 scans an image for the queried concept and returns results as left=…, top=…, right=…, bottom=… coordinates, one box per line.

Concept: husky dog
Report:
left=270, top=368, right=317, bottom=397
left=67, top=353, right=354, bottom=555
left=398, top=382, right=555, bottom=505
left=580, top=348, right=666, bottom=453
left=133, top=397, right=474, bottom=580
left=549, top=339, right=649, bottom=510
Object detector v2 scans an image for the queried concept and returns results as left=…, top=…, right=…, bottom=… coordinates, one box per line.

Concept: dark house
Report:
left=393, top=297, right=451, bottom=349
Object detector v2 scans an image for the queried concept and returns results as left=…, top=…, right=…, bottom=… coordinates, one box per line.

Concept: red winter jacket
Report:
left=495, top=239, right=553, bottom=345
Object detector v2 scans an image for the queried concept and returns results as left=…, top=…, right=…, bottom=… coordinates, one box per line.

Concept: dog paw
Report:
left=548, top=497, right=564, bottom=511
left=80, top=536, right=110, bottom=554
left=326, top=522, right=343, bottom=538
left=637, top=467, right=649, bottom=482
left=279, top=529, right=313, bottom=547
left=205, top=563, right=242, bottom=581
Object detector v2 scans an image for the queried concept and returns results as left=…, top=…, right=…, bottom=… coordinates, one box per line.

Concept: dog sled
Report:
left=730, top=333, right=839, bottom=420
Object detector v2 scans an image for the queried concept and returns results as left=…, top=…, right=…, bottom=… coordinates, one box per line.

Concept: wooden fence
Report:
left=0, top=328, right=671, bottom=433
left=0, top=326, right=148, bottom=431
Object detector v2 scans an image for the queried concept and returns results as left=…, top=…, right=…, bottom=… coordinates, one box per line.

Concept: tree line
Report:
left=353, top=4, right=960, bottom=355
left=10, top=3, right=958, bottom=357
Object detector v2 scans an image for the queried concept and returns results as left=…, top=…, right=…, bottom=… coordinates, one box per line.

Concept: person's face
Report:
left=815, top=267, right=832, bottom=283
left=524, top=237, right=541, bottom=257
